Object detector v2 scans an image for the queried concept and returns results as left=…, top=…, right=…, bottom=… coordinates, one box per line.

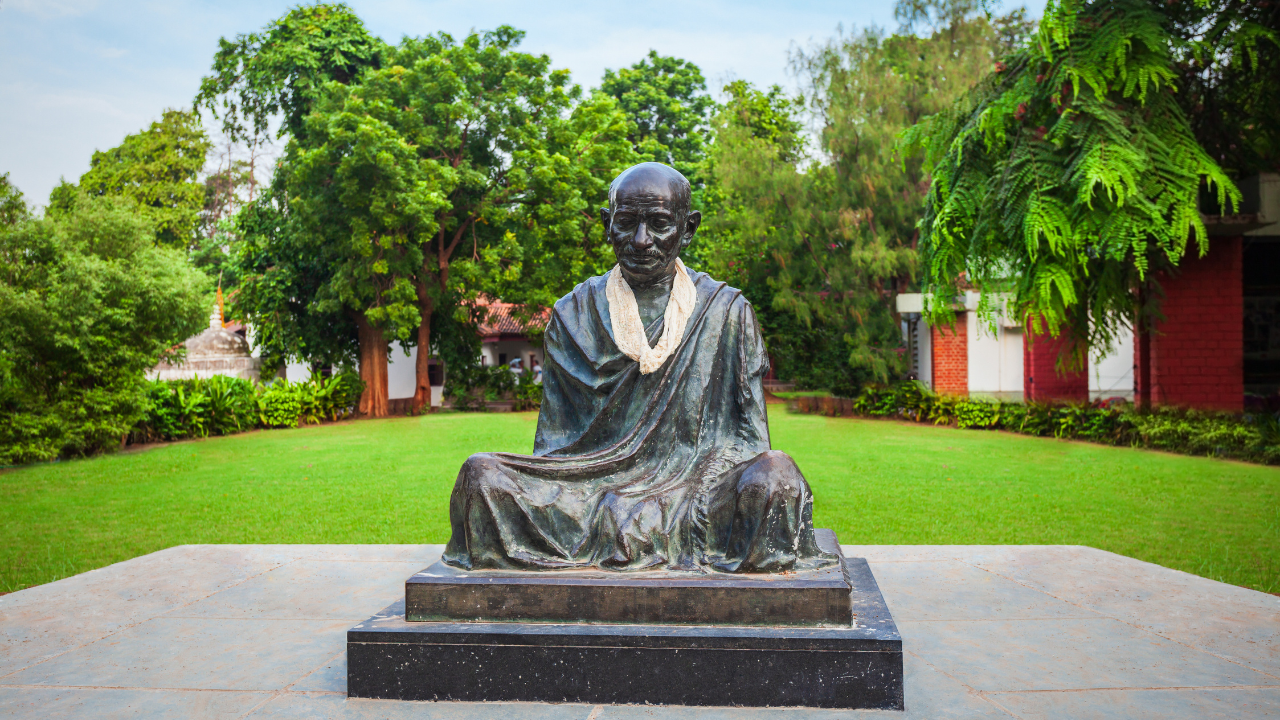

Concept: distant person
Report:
left=508, top=357, right=523, bottom=374
left=531, top=358, right=543, bottom=384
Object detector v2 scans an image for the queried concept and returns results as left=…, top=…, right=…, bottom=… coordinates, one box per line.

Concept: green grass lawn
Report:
left=3, top=410, right=1277, bottom=594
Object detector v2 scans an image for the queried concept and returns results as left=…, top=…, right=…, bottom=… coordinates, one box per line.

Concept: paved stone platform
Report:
left=0, top=544, right=1275, bottom=719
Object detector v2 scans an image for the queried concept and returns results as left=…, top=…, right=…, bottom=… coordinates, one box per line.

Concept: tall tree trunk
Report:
left=356, top=314, right=389, bottom=418
left=413, top=280, right=434, bottom=413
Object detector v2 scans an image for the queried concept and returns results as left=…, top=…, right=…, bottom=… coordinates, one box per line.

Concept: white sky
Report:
left=0, top=0, right=1029, bottom=206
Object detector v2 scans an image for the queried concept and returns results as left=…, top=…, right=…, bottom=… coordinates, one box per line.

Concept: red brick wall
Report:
left=931, top=314, right=968, bottom=396
left=1136, top=236, right=1244, bottom=411
left=1023, top=326, right=1088, bottom=402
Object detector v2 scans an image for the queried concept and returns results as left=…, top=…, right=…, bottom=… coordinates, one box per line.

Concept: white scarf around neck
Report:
left=605, top=258, right=696, bottom=374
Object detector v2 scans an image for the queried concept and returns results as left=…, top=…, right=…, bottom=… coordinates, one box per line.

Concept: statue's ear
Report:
left=599, top=207, right=611, bottom=232
left=682, top=211, right=702, bottom=247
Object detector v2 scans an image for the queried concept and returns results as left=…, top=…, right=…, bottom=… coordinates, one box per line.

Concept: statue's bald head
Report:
left=607, top=163, right=692, bottom=214
left=600, top=162, right=702, bottom=287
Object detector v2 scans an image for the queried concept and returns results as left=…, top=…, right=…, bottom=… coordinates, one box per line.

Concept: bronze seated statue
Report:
left=442, top=162, right=838, bottom=574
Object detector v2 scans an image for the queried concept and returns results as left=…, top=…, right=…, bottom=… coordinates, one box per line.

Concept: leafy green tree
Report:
left=896, top=0, right=1036, bottom=48
left=190, top=148, right=260, bottom=293
left=901, top=0, right=1269, bottom=374
left=702, top=83, right=889, bottom=392
left=0, top=173, right=27, bottom=228
left=895, top=0, right=983, bottom=33
left=601, top=51, right=714, bottom=184
left=701, top=80, right=910, bottom=393
left=229, top=193, right=359, bottom=378
left=699, top=13, right=1006, bottom=393
left=1165, top=1, right=1280, bottom=179
left=195, top=2, right=384, bottom=146
left=47, top=180, right=78, bottom=216
left=199, top=154, right=254, bottom=240
left=61, top=110, right=212, bottom=249
left=195, top=4, right=386, bottom=408
left=284, top=26, right=637, bottom=413
left=0, top=195, right=210, bottom=463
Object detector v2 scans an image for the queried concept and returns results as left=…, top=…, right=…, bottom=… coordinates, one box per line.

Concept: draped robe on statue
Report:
left=442, top=266, right=839, bottom=573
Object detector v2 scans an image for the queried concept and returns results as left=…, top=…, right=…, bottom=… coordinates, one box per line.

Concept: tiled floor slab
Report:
left=963, top=545, right=1279, bottom=677
left=900, top=617, right=1275, bottom=691
left=172, top=560, right=424, bottom=620
left=246, top=694, right=595, bottom=718
left=0, top=545, right=296, bottom=678
left=842, top=545, right=988, bottom=563
left=987, top=686, right=1280, bottom=719
left=864, top=561, right=1096, bottom=622
left=289, top=650, right=346, bottom=693
left=0, top=686, right=270, bottom=719
left=898, top=650, right=1014, bottom=719
left=847, top=544, right=1280, bottom=679
left=3, top=617, right=349, bottom=691
left=276, top=544, right=441, bottom=564
left=2, top=544, right=1276, bottom=719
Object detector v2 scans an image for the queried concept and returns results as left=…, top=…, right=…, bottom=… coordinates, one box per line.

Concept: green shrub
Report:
left=927, top=395, right=963, bottom=426
left=851, top=381, right=934, bottom=420
left=257, top=379, right=302, bottom=428
left=204, top=375, right=259, bottom=434
left=893, top=382, right=935, bottom=421
left=954, top=400, right=1000, bottom=429
left=0, top=194, right=209, bottom=462
left=446, top=365, right=518, bottom=412
left=513, top=369, right=543, bottom=412
left=153, top=381, right=211, bottom=438
left=1130, top=408, right=1278, bottom=463
left=0, top=409, right=65, bottom=466
left=831, top=381, right=1279, bottom=466
left=132, top=376, right=259, bottom=442
left=129, top=372, right=363, bottom=443
left=295, top=372, right=364, bottom=424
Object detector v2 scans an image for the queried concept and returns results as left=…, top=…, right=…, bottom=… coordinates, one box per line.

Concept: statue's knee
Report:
left=757, top=449, right=797, bottom=472
left=457, top=453, right=503, bottom=494
left=737, top=450, right=802, bottom=501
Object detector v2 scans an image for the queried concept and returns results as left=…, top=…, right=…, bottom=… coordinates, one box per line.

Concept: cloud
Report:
left=7, top=0, right=101, bottom=19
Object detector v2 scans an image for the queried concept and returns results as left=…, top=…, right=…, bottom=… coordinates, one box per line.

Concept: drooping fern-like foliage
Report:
left=902, top=0, right=1268, bottom=362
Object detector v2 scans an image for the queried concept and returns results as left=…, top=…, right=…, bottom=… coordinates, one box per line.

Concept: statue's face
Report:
left=601, top=167, right=702, bottom=287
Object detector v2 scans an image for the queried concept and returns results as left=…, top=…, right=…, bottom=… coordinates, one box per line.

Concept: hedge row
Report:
left=793, top=383, right=1280, bottom=465
left=129, top=372, right=364, bottom=443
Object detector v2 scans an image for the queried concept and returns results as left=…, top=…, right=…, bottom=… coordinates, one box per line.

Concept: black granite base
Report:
left=347, top=557, right=903, bottom=709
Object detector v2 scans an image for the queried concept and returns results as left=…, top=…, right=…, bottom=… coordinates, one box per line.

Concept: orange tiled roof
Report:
left=476, top=298, right=549, bottom=337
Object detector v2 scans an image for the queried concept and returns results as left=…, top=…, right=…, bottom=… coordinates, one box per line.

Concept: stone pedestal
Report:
left=347, top=530, right=903, bottom=710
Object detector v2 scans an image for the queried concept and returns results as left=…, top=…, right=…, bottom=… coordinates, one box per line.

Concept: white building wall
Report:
left=916, top=319, right=932, bottom=389
left=480, top=340, right=541, bottom=370
left=964, top=292, right=1024, bottom=400
left=1089, top=325, right=1135, bottom=400
left=285, top=361, right=310, bottom=383
left=967, top=313, right=1002, bottom=394
left=1000, top=327, right=1025, bottom=397
left=286, top=345, right=443, bottom=407
left=387, top=346, right=443, bottom=406
left=898, top=291, right=1136, bottom=403
left=966, top=313, right=1024, bottom=400
left=387, top=348, right=417, bottom=399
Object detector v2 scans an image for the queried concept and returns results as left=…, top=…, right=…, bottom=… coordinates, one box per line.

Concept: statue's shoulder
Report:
left=688, top=268, right=752, bottom=312
left=550, top=273, right=610, bottom=324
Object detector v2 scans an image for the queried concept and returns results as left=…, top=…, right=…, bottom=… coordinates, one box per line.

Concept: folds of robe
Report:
left=442, top=266, right=839, bottom=573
